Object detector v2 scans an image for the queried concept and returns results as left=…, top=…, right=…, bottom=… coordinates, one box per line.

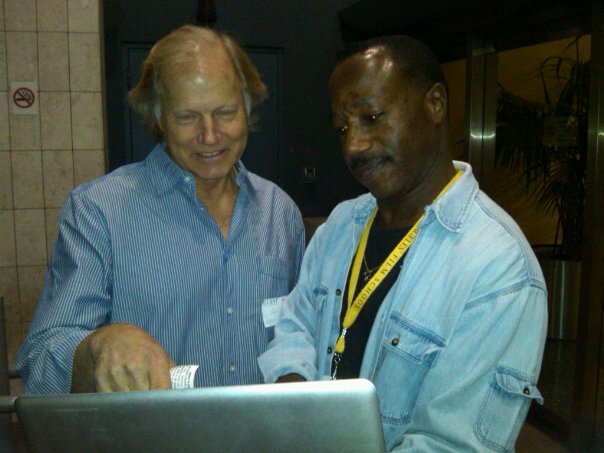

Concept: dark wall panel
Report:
left=103, top=0, right=365, bottom=217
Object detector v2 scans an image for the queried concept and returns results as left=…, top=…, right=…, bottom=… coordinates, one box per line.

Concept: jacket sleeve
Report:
left=387, top=283, right=547, bottom=453
left=289, top=207, right=306, bottom=290
left=257, top=221, right=331, bottom=383
left=16, top=192, right=113, bottom=395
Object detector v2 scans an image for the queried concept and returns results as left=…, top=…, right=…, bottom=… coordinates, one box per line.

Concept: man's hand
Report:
left=71, top=324, right=173, bottom=393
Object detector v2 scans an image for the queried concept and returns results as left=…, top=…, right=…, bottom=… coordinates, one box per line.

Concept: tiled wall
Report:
left=0, top=0, right=106, bottom=394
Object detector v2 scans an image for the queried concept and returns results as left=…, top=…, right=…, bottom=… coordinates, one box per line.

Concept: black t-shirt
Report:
left=335, top=224, right=410, bottom=379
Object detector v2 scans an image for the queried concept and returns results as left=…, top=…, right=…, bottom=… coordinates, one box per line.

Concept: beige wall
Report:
left=0, top=0, right=106, bottom=395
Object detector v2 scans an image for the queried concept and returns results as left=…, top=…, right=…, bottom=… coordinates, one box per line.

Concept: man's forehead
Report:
left=342, top=46, right=393, bottom=69
left=359, top=46, right=394, bottom=68
left=331, top=56, right=404, bottom=98
left=165, top=47, right=236, bottom=87
left=333, top=50, right=397, bottom=85
left=192, top=43, right=232, bottom=74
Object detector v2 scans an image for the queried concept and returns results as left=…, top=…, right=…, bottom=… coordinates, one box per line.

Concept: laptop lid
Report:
left=16, top=378, right=385, bottom=453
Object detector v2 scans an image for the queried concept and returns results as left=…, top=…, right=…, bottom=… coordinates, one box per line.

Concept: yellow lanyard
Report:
left=334, top=169, right=462, bottom=358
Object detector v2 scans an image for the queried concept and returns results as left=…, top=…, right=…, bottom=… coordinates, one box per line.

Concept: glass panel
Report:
left=494, top=35, right=591, bottom=422
left=442, top=59, right=467, bottom=161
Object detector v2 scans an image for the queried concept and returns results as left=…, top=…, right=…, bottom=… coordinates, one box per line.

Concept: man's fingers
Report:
left=93, top=352, right=150, bottom=392
left=94, top=349, right=171, bottom=392
left=75, top=324, right=173, bottom=393
left=94, top=356, right=133, bottom=392
left=147, top=356, right=172, bottom=390
left=125, top=363, right=152, bottom=391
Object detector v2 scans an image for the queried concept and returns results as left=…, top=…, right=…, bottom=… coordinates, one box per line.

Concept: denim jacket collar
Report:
left=350, top=160, right=478, bottom=233
left=429, top=161, right=478, bottom=233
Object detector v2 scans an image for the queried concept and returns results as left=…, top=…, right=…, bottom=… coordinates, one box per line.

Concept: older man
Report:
left=258, top=35, right=547, bottom=452
left=17, top=25, right=305, bottom=394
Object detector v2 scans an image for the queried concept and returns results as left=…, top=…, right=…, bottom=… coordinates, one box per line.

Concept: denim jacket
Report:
left=258, top=161, right=547, bottom=452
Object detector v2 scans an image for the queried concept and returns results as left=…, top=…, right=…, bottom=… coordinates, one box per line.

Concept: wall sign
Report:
left=9, top=81, right=39, bottom=115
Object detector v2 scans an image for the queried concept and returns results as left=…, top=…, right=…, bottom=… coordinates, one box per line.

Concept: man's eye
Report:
left=175, top=113, right=194, bottom=122
left=216, top=110, right=236, bottom=119
left=366, top=112, right=383, bottom=122
left=336, top=125, right=348, bottom=135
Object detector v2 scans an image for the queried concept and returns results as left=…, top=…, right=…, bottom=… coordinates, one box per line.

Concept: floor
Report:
left=516, top=420, right=571, bottom=453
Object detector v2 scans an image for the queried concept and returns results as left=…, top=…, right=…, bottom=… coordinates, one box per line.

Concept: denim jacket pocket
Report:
left=475, top=366, right=543, bottom=453
left=373, top=315, right=444, bottom=425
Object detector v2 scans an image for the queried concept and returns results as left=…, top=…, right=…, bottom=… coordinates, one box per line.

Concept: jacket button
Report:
left=391, top=338, right=399, bottom=346
left=523, top=387, right=531, bottom=396
left=327, top=347, right=333, bottom=354
left=335, top=289, right=342, bottom=296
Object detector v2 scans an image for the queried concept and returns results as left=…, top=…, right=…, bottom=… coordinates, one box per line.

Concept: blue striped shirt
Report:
left=16, top=143, right=305, bottom=394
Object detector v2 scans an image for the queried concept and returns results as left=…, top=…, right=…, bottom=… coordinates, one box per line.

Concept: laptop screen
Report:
left=16, top=378, right=385, bottom=453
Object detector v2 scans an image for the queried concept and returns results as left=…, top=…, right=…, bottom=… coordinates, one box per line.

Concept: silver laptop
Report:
left=16, top=378, right=385, bottom=453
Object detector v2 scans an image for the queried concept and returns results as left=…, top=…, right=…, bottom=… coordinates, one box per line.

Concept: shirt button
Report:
left=335, top=289, right=342, bottom=296
left=229, top=364, right=236, bottom=373
left=391, top=338, right=400, bottom=346
left=523, top=387, right=531, bottom=396
left=327, top=346, right=333, bottom=354
left=226, top=307, right=234, bottom=315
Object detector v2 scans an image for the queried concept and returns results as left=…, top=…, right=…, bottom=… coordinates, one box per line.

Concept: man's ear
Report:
left=424, top=82, right=447, bottom=125
left=154, top=103, right=164, bottom=132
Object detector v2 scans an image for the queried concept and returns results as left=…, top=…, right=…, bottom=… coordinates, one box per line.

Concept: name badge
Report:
left=262, top=296, right=286, bottom=328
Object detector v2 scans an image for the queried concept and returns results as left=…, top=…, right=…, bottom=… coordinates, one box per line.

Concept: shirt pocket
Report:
left=256, top=255, right=291, bottom=280
left=253, top=256, right=293, bottom=344
left=255, top=255, right=292, bottom=294
left=475, top=366, right=543, bottom=453
left=373, top=314, right=444, bottom=425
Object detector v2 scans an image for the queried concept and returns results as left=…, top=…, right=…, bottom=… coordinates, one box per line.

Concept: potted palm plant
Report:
left=495, top=39, right=589, bottom=339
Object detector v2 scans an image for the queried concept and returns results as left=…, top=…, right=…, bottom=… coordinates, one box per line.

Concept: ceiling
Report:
left=338, top=0, right=592, bottom=62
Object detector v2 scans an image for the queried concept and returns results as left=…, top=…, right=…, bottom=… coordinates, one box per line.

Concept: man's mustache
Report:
left=347, top=152, right=391, bottom=173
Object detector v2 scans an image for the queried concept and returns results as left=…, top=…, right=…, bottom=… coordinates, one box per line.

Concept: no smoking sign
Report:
left=10, top=81, right=39, bottom=115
